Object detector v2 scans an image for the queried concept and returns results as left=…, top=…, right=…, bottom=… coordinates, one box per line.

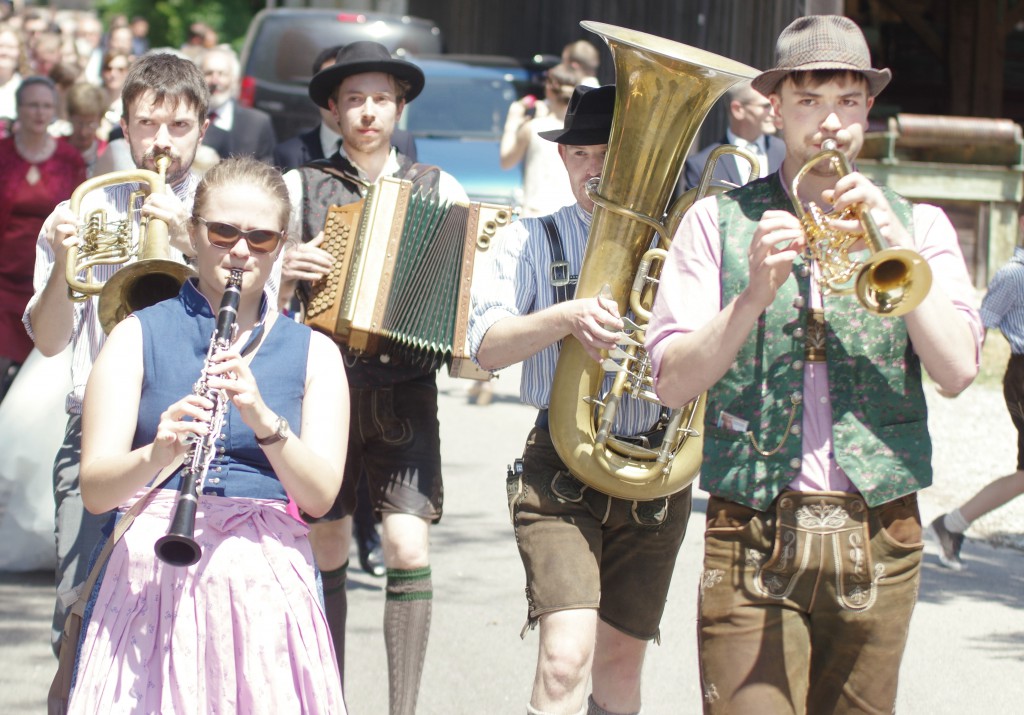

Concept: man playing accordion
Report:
left=280, top=40, right=467, bottom=715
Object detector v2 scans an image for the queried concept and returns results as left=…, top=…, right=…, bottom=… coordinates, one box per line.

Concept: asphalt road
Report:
left=1, top=365, right=1022, bottom=714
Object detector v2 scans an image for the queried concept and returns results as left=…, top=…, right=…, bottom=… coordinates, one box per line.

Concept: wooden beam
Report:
left=877, top=0, right=943, bottom=57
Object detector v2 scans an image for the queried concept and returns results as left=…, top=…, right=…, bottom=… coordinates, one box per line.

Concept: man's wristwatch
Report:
left=256, top=415, right=289, bottom=446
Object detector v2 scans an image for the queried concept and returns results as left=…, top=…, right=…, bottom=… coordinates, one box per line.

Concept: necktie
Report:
left=739, top=140, right=765, bottom=182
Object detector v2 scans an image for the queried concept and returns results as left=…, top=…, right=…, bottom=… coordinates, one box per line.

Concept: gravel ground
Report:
left=923, top=377, right=1024, bottom=552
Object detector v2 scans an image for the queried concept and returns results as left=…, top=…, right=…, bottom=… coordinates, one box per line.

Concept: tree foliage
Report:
left=98, top=0, right=266, bottom=51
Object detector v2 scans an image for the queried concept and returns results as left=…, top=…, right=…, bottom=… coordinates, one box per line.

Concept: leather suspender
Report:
left=539, top=215, right=571, bottom=304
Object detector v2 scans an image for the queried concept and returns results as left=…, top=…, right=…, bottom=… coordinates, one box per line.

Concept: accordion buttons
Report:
left=379, top=354, right=391, bottom=364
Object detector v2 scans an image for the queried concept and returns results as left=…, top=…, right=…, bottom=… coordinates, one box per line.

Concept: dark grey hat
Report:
left=538, top=84, right=615, bottom=145
left=752, top=15, right=891, bottom=97
left=308, top=41, right=425, bottom=109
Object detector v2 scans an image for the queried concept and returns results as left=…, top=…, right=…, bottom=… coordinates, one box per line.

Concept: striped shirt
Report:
left=980, top=246, right=1024, bottom=354
left=467, top=202, right=661, bottom=436
left=22, top=173, right=282, bottom=415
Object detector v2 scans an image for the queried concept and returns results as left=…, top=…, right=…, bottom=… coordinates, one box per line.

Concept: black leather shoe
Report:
left=359, top=544, right=386, bottom=577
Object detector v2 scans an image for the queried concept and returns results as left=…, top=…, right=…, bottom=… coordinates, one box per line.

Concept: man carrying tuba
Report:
left=22, top=51, right=253, bottom=658
left=647, top=16, right=981, bottom=714
left=470, top=84, right=692, bottom=715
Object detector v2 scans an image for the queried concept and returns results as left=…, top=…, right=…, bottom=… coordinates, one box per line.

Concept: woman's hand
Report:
left=151, top=392, right=215, bottom=466
left=203, top=349, right=279, bottom=437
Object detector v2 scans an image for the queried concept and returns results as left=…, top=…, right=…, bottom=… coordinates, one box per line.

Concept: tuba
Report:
left=548, top=22, right=758, bottom=500
left=66, top=154, right=195, bottom=333
left=791, top=139, right=932, bottom=316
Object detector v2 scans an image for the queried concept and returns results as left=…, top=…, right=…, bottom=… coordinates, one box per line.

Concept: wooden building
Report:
left=286, top=0, right=1024, bottom=284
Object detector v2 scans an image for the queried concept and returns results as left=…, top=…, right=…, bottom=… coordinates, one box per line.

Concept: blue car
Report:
left=402, top=57, right=525, bottom=211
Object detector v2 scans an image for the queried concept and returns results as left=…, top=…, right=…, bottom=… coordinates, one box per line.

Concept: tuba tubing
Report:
left=548, top=21, right=758, bottom=500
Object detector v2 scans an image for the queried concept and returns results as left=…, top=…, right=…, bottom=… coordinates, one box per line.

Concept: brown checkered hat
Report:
left=751, top=15, right=891, bottom=97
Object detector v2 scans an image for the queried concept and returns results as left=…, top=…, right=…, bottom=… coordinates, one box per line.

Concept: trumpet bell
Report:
left=792, top=141, right=933, bottom=318
left=98, top=259, right=195, bottom=333
left=855, top=247, right=933, bottom=316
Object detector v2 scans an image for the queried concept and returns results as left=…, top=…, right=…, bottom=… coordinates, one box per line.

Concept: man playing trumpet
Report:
left=24, top=51, right=216, bottom=657
left=647, top=16, right=981, bottom=714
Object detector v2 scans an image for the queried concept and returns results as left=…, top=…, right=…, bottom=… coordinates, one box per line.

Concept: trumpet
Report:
left=791, top=139, right=932, bottom=316
left=155, top=268, right=243, bottom=567
left=65, top=153, right=195, bottom=333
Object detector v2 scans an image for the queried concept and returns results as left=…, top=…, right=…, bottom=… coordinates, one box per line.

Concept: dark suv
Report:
left=238, top=8, right=443, bottom=141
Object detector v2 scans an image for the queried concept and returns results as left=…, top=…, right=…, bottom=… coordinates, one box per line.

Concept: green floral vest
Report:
left=702, top=173, right=931, bottom=509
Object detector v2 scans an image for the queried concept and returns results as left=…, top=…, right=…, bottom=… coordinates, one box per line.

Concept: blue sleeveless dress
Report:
left=68, top=280, right=346, bottom=714
left=133, top=278, right=307, bottom=501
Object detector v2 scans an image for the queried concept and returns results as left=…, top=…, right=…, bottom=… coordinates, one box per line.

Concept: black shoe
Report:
left=930, top=515, right=965, bottom=570
left=359, top=543, right=386, bottom=577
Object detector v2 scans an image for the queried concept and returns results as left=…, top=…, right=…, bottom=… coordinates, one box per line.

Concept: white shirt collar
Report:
left=726, top=128, right=764, bottom=154
left=337, top=144, right=401, bottom=182
left=318, top=123, right=343, bottom=158
left=210, top=99, right=233, bottom=130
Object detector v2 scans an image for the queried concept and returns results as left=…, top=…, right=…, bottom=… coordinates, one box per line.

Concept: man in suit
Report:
left=200, top=45, right=276, bottom=163
left=273, top=45, right=416, bottom=171
left=680, top=79, right=784, bottom=193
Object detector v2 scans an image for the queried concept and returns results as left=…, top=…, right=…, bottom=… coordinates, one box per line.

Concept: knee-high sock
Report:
left=587, top=694, right=640, bottom=715
left=321, top=561, right=349, bottom=684
left=384, top=566, right=432, bottom=715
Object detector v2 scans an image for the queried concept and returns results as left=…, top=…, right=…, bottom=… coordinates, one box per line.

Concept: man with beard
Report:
left=23, top=51, right=273, bottom=657
left=281, top=41, right=465, bottom=715
left=200, top=45, right=276, bottom=164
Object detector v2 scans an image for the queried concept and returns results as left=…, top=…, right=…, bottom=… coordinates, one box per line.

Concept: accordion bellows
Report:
left=305, top=177, right=511, bottom=379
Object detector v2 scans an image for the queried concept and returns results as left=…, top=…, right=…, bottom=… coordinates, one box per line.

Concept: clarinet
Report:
left=155, top=269, right=244, bottom=566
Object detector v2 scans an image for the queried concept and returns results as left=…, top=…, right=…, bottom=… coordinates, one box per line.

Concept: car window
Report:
left=403, top=76, right=518, bottom=139
left=246, top=15, right=442, bottom=86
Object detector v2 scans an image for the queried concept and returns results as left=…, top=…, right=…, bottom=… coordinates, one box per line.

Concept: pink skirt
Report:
left=68, top=491, right=346, bottom=714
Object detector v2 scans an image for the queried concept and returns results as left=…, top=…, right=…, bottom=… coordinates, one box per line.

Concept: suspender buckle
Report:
left=550, top=261, right=570, bottom=288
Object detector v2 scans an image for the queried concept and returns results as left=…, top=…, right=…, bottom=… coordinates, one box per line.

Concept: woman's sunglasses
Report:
left=194, top=217, right=284, bottom=254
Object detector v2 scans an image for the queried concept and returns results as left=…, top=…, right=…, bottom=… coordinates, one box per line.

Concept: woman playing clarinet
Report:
left=68, top=156, right=348, bottom=713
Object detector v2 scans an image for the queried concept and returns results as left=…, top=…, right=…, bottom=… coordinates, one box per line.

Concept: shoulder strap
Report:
left=50, top=472, right=176, bottom=713
left=66, top=463, right=180, bottom=620
left=403, top=161, right=441, bottom=186
left=539, top=215, right=571, bottom=304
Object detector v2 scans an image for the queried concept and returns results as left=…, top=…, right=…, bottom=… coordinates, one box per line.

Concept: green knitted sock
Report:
left=384, top=566, right=432, bottom=715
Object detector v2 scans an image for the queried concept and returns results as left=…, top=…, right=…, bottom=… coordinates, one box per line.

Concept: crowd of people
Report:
left=0, top=5, right=1021, bottom=715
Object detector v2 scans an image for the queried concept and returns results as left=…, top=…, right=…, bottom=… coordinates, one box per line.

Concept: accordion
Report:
left=304, top=177, right=512, bottom=380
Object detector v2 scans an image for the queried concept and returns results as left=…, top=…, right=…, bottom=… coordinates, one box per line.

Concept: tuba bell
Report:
left=66, top=154, right=196, bottom=333
left=548, top=21, right=758, bottom=500
left=791, top=139, right=932, bottom=316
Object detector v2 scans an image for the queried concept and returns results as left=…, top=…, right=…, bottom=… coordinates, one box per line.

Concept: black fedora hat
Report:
left=538, top=84, right=616, bottom=146
left=308, top=41, right=425, bottom=109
